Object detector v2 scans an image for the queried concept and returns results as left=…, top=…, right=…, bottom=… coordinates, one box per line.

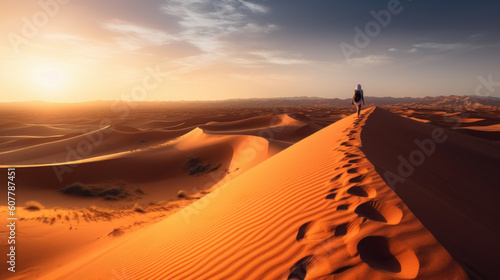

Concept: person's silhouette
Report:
left=352, top=84, right=365, bottom=117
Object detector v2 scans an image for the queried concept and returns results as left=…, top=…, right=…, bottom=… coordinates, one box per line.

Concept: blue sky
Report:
left=1, top=0, right=499, bottom=102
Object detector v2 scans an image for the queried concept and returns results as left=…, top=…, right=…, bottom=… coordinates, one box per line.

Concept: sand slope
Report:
left=0, top=127, right=278, bottom=209
left=361, top=107, right=500, bottom=279
left=29, top=107, right=467, bottom=280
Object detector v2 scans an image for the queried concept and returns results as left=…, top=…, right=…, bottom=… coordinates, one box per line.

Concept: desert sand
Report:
left=1, top=102, right=499, bottom=279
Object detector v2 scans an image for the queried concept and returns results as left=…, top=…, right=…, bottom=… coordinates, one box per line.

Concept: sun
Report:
left=32, top=65, right=69, bottom=92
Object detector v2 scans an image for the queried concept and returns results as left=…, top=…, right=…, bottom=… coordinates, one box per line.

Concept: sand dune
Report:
left=1, top=105, right=339, bottom=280
left=3, top=104, right=498, bottom=279
left=19, top=107, right=469, bottom=280
left=203, top=114, right=323, bottom=143
left=0, top=106, right=336, bottom=215
left=361, top=107, right=500, bottom=279
left=0, top=125, right=191, bottom=165
left=383, top=105, right=500, bottom=142
left=2, top=127, right=277, bottom=209
left=459, top=123, right=500, bottom=132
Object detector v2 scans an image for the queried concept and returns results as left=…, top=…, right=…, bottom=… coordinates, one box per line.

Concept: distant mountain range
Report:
left=2, top=95, right=500, bottom=109
left=162, top=95, right=500, bottom=108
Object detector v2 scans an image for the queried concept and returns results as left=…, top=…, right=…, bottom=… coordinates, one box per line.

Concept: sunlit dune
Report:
left=1, top=102, right=499, bottom=279
left=458, top=124, right=500, bottom=132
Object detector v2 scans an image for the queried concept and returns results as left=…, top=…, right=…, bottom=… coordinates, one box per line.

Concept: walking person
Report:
left=352, top=84, right=365, bottom=117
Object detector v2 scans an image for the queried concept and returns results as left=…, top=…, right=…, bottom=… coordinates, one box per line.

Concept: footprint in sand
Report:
left=287, top=255, right=313, bottom=280
left=342, top=154, right=361, bottom=162
left=348, top=158, right=362, bottom=164
left=347, top=185, right=376, bottom=198
left=334, top=220, right=361, bottom=239
left=330, top=173, right=342, bottom=182
left=327, top=170, right=372, bottom=199
left=358, top=236, right=401, bottom=272
left=290, top=220, right=364, bottom=279
left=337, top=204, right=350, bottom=210
left=357, top=236, right=419, bottom=279
left=340, top=141, right=353, bottom=147
left=325, top=193, right=338, bottom=200
left=344, top=153, right=359, bottom=158
left=346, top=167, right=367, bottom=174
left=347, top=174, right=365, bottom=183
left=296, top=222, right=311, bottom=241
left=297, top=221, right=335, bottom=242
left=334, top=223, right=349, bottom=236
left=354, top=201, right=402, bottom=225
left=326, top=188, right=349, bottom=202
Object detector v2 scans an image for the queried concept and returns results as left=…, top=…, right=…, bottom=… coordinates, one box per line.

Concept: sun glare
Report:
left=36, top=67, right=65, bottom=89
left=30, top=64, right=70, bottom=97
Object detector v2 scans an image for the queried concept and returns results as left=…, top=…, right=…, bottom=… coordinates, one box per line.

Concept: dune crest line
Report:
left=33, top=107, right=467, bottom=280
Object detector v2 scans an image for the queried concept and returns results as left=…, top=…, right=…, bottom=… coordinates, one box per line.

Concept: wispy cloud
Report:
left=407, top=48, right=417, bottom=53
left=237, top=22, right=279, bottom=34
left=44, top=20, right=180, bottom=63
left=238, top=0, right=269, bottom=14
left=413, top=42, right=469, bottom=51
left=103, top=19, right=176, bottom=51
left=467, top=33, right=484, bottom=41
left=348, top=54, right=390, bottom=67
left=411, top=41, right=500, bottom=54
left=160, top=0, right=278, bottom=52
left=250, top=51, right=312, bottom=65
left=44, top=33, right=117, bottom=60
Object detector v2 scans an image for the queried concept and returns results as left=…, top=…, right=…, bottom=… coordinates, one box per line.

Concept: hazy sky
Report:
left=1, top=0, right=499, bottom=102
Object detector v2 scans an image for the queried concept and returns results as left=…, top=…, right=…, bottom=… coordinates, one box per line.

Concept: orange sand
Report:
left=2, top=104, right=498, bottom=279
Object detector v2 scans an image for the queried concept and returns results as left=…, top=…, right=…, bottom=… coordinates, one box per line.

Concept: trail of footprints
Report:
left=288, top=111, right=416, bottom=280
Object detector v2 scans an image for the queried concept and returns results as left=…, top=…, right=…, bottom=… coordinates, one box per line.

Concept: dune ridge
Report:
left=29, top=107, right=467, bottom=280
left=361, top=107, right=500, bottom=279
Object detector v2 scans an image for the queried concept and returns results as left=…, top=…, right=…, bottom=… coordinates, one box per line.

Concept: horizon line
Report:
left=0, top=94, right=488, bottom=105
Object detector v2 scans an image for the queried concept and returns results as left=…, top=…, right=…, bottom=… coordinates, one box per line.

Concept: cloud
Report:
left=43, top=33, right=118, bottom=60
left=238, top=0, right=269, bottom=14
left=348, top=55, right=390, bottom=67
left=407, top=48, right=417, bottom=53
left=413, top=42, right=469, bottom=51
left=238, top=22, right=279, bottom=34
left=250, top=51, right=312, bottom=65
left=411, top=41, right=500, bottom=55
left=160, top=0, right=277, bottom=52
left=152, top=0, right=294, bottom=78
left=388, top=48, right=398, bottom=52
left=467, top=33, right=484, bottom=41
left=103, top=19, right=176, bottom=51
